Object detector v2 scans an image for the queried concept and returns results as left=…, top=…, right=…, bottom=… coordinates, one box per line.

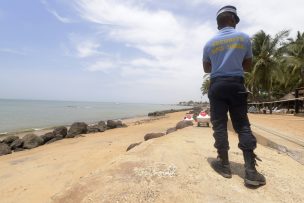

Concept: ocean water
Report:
left=0, top=99, right=186, bottom=134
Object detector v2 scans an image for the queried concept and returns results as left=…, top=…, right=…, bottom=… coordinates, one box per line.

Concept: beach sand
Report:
left=248, top=114, right=304, bottom=139
left=0, top=111, right=303, bottom=203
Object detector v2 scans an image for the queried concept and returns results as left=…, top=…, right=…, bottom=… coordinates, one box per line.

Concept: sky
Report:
left=0, top=0, right=303, bottom=104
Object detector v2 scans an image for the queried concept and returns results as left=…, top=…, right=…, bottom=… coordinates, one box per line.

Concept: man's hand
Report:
left=203, top=61, right=212, bottom=73
left=242, top=58, right=252, bottom=72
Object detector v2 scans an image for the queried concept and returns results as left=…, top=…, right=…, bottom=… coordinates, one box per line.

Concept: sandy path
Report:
left=248, top=114, right=304, bottom=139
left=1, top=112, right=304, bottom=203
left=52, top=124, right=304, bottom=203
left=0, top=113, right=184, bottom=203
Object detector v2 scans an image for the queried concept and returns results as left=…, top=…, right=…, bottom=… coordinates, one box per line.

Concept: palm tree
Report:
left=201, top=74, right=210, bottom=96
left=244, top=70, right=260, bottom=102
left=251, top=30, right=289, bottom=113
left=286, top=31, right=304, bottom=86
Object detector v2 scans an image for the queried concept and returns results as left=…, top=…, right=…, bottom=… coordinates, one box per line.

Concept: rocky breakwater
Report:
left=148, top=108, right=193, bottom=117
left=126, top=120, right=193, bottom=151
left=0, top=120, right=127, bottom=156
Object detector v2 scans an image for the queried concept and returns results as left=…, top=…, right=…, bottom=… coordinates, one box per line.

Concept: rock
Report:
left=45, top=136, right=63, bottom=144
left=22, top=134, right=44, bottom=149
left=55, top=134, right=64, bottom=139
left=126, top=142, right=142, bottom=151
left=107, top=120, right=127, bottom=129
left=176, top=120, right=193, bottom=130
left=116, top=120, right=123, bottom=128
left=166, top=127, right=177, bottom=135
left=144, top=133, right=165, bottom=141
left=3, top=135, right=19, bottom=145
left=87, top=125, right=100, bottom=133
left=148, top=111, right=166, bottom=117
left=67, top=122, right=88, bottom=138
left=107, top=120, right=118, bottom=129
left=97, top=121, right=107, bottom=132
left=53, top=126, right=67, bottom=137
left=14, top=148, right=24, bottom=152
left=117, top=121, right=127, bottom=128
left=10, top=138, right=24, bottom=150
left=156, top=111, right=165, bottom=116
left=0, top=143, right=12, bottom=156
left=40, top=132, right=56, bottom=143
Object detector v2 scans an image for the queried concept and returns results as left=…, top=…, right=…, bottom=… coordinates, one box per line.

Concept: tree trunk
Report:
left=268, top=90, right=273, bottom=114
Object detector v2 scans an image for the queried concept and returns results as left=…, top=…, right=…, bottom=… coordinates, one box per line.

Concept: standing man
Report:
left=202, top=5, right=266, bottom=186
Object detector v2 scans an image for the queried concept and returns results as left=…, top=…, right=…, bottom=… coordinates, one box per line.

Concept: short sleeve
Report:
left=203, top=44, right=211, bottom=63
left=244, top=36, right=253, bottom=59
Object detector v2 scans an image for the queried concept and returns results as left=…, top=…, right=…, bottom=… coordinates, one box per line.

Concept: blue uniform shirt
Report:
left=203, top=27, right=252, bottom=78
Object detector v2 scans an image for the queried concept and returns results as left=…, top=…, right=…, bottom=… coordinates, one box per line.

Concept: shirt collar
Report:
left=218, top=26, right=235, bottom=33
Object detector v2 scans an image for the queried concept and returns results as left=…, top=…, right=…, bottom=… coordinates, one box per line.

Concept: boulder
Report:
left=116, top=120, right=123, bottom=128
left=97, top=121, right=107, bottom=132
left=53, top=126, right=68, bottom=137
left=107, top=120, right=118, bottom=129
left=87, top=125, right=100, bottom=133
left=0, top=143, right=12, bottom=156
left=40, top=132, right=56, bottom=143
left=148, top=111, right=166, bottom=117
left=45, top=136, right=63, bottom=144
left=67, top=122, right=88, bottom=138
left=14, top=148, right=24, bottom=152
left=166, top=127, right=177, bottom=135
left=10, top=138, right=24, bottom=150
left=126, top=142, right=142, bottom=151
left=144, top=133, right=165, bottom=141
left=176, top=120, right=193, bottom=130
left=3, top=135, right=19, bottom=145
left=22, top=134, right=44, bottom=149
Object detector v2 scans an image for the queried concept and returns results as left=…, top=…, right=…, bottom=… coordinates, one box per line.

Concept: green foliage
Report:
left=201, top=74, right=210, bottom=96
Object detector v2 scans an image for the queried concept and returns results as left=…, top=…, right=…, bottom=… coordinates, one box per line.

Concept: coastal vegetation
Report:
left=201, top=30, right=304, bottom=103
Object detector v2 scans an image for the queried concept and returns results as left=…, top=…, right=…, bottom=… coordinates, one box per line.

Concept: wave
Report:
left=33, top=128, right=44, bottom=131
left=0, top=132, right=8, bottom=136
left=65, top=105, right=77, bottom=108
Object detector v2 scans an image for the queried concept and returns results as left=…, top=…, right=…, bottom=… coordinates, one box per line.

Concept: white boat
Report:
left=196, top=111, right=210, bottom=127
left=183, top=113, right=194, bottom=121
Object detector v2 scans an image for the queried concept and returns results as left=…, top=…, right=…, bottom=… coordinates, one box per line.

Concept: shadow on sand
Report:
left=207, top=157, right=264, bottom=189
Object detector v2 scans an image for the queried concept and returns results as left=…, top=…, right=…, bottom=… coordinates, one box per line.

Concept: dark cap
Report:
left=216, top=5, right=240, bottom=24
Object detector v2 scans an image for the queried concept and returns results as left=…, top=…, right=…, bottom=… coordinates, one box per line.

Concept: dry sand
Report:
left=0, top=112, right=303, bottom=203
left=248, top=114, right=304, bottom=139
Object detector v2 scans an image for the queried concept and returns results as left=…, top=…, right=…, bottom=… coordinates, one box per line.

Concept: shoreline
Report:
left=0, top=115, right=148, bottom=139
left=0, top=107, right=193, bottom=140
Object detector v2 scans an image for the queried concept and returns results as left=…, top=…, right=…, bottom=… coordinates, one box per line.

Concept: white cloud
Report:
left=49, top=9, right=72, bottom=23
left=66, top=34, right=111, bottom=58
left=76, top=40, right=100, bottom=58
left=64, top=0, right=215, bottom=102
left=52, top=0, right=304, bottom=102
left=0, top=48, right=27, bottom=55
left=41, top=0, right=73, bottom=23
left=72, top=0, right=214, bottom=66
left=86, top=60, right=116, bottom=72
left=195, top=0, right=304, bottom=36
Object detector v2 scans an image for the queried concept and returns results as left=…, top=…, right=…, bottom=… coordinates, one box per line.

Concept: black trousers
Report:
left=208, top=76, right=257, bottom=152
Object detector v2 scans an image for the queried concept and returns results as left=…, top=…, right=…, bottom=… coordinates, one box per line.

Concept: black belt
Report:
left=210, top=76, right=244, bottom=84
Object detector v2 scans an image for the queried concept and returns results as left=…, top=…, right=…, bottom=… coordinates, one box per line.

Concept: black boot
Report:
left=211, top=150, right=232, bottom=178
left=243, top=150, right=266, bottom=186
